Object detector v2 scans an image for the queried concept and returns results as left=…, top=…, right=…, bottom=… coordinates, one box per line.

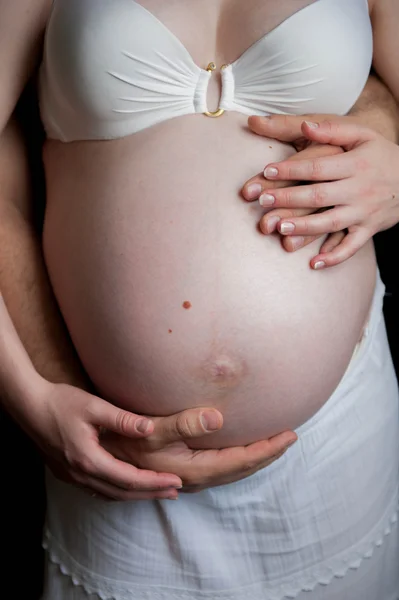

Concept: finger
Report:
left=151, top=408, right=223, bottom=446
left=277, top=207, right=354, bottom=236
left=260, top=207, right=315, bottom=234
left=189, top=431, right=297, bottom=485
left=181, top=446, right=290, bottom=492
left=282, top=234, right=320, bottom=252
left=310, top=228, right=371, bottom=269
left=248, top=115, right=311, bottom=143
left=260, top=180, right=353, bottom=210
left=81, top=477, right=179, bottom=501
left=242, top=146, right=343, bottom=202
left=88, top=397, right=154, bottom=437
left=264, top=153, right=354, bottom=182
left=301, top=119, right=376, bottom=150
left=242, top=172, right=294, bottom=201
left=319, top=231, right=346, bottom=254
left=80, top=440, right=182, bottom=490
left=283, top=230, right=345, bottom=254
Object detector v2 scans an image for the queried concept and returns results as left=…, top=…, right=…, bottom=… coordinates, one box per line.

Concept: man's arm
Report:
left=0, top=116, right=90, bottom=390
left=347, top=71, right=399, bottom=142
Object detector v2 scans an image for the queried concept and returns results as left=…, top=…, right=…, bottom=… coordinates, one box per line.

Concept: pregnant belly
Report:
left=43, top=114, right=377, bottom=448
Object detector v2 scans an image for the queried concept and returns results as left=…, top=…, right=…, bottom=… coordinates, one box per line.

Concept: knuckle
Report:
left=122, top=479, right=139, bottom=492
left=71, top=455, right=96, bottom=476
left=310, top=159, right=323, bottom=178
left=298, top=219, right=310, bottom=234
left=175, top=415, right=195, bottom=439
left=280, top=190, right=295, bottom=207
left=321, top=119, right=334, bottom=134
left=115, top=410, right=133, bottom=435
left=331, top=217, right=342, bottom=231
left=311, top=185, right=327, bottom=207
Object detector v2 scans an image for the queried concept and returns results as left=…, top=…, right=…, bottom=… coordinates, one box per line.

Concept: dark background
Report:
left=1, top=88, right=398, bottom=599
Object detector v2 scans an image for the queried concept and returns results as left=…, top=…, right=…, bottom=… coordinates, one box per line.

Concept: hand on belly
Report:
left=43, top=115, right=376, bottom=449
left=101, top=408, right=297, bottom=492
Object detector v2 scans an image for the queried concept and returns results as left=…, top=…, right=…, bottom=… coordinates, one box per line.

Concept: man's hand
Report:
left=101, top=415, right=297, bottom=498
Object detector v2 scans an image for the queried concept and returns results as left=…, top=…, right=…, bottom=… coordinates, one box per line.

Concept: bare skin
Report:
left=0, top=0, right=398, bottom=498
left=42, top=0, right=377, bottom=449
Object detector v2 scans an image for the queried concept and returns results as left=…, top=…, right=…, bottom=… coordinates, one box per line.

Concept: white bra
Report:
left=39, top=0, right=372, bottom=142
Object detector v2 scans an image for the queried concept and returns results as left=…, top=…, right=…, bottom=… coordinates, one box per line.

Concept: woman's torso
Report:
left=41, top=0, right=376, bottom=447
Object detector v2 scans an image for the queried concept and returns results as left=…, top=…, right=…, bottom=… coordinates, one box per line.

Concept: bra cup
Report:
left=221, top=0, right=372, bottom=117
left=41, top=0, right=208, bottom=140
left=40, top=0, right=373, bottom=141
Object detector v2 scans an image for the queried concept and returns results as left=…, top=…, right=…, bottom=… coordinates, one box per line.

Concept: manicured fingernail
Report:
left=313, top=260, right=326, bottom=270
left=259, top=193, right=275, bottom=207
left=136, top=418, right=152, bottom=434
left=245, top=183, right=262, bottom=199
left=291, top=236, right=305, bottom=250
left=264, top=166, right=279, bottom=178
left=265, top=216, right=280, bottom=232
left=200, top=410, right=221, bottom=432
left=304, top=121, right=319, bottom=129
left=279, top=222, right=295, bottom=234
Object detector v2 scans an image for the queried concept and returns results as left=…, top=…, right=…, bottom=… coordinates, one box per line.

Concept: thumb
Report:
left=89, top=397, right=155, bottom=437
left=301, top=119, right=376, bottom=149
left=151, top=408, right=223, bottom=445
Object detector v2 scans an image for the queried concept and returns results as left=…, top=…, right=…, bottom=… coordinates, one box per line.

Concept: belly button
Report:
left=201, top=354, right=246, bottom=389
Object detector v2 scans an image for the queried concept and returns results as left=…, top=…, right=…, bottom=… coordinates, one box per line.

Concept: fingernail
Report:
left=259, top=193, right=275, bottom=207
left=264, top=166, right=279, bottom=178
left=200, top=410, right=221, bottom=432
left=284, top=439, right=297, bottom=450
left=279, top=222, right=295, bottom=234
left=290, top=236, right=305, bottom=250
left=245, top=183, right=262, bottom=199
left=265, top=216, right=280, bottom=232
left=136, top=418, right=152, bottom=434
left=313, top=260, right=326, bottom=270
left=304, top=121, right=319, bottom=129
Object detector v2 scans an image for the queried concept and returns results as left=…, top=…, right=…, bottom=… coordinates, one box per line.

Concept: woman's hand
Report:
left=25, top=379, right=296, bottom=501
left=242, top=135, right=346, bottom=257
left=245, top=115, right=399, bottom=269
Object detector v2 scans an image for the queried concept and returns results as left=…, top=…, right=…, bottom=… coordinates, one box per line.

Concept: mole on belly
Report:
left=182, top=301, right=192, bottom=310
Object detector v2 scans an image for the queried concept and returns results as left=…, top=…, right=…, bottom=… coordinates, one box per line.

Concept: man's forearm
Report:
left=348, top=72, right=399, bottom=142
left=0, top=117, right=89, bottom=392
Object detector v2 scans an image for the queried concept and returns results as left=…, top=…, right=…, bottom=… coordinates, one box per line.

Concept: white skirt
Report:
left=42, top=272, right=399, bottom=600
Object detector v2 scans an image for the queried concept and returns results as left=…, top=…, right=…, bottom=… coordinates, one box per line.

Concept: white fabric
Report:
left=39, top=0, right=372, bottom=141
left=41, top=272, right=399, bottom=600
